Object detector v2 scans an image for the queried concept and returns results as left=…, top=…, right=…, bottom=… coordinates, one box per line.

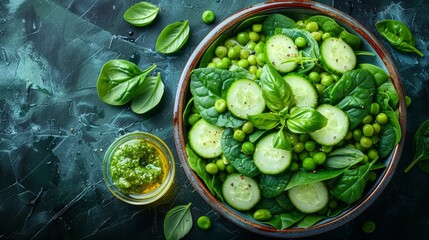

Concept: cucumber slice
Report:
left=320, top=37, right=356, bottom=74
left=253, top=132, right=292, bottom=174
left=188, top=118, right=224, bottom=158
left=222, top=173, right=261, bottom=211
left=309, top=104, right=349, bottom=146
left=288, top=181, right=329, bottom=214
left=226, top=79, right=266, bottom=120
left=265, top=33, right=299, bottom=73
left=283, top=74, right=318, bottom=108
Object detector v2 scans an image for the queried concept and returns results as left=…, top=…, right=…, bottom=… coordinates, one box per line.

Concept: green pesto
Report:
left=110, top=140, right=165, bottom=194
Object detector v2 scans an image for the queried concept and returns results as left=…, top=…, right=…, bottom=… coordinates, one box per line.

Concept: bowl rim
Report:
left=173, top=0, right=407, bottom=237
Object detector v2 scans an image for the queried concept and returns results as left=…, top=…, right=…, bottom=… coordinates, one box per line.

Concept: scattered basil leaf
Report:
left=325, top=146, right=365, bottom=169
left=404, top=119, right=429, bottom=173
left=248, top=112, right=281, bottom=130
left=123, top=1, right=159, bottom=27
left=260, top=64, right=294, bottom=112
left=163, top=203, right=193, bottom=240
left=156, top=20, right=190, bottom=54
left=131, top=72, right=164, bottom=114
left=376, top=19, right=424, bottom=57
left=286, top=107, right=327, bottom=134
left=96, top=60, right=156, bottom=106
left=273, top=127, right=292, bottom=151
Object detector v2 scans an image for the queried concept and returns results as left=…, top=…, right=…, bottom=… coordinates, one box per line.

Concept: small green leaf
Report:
left=404, top=119, right=429, bottom=173
left=156, top=20, right=190, bottom=54
left=325, top=146, right=365, bottom=169
left=286, top=107, right=327, bottom=134
left=124, top=2, right=159, bottom=27
left=131, top=72, right=164, bottom=114
left=163, top=203, right=193, bottom=240
left=260, top=64, right=294, bottom=112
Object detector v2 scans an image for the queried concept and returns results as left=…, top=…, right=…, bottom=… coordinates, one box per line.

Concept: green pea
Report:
left=322, top=32, right=332, bottom=41
left=188, top=113, right=201, bottom=125
left=298, top=151, right=309, bottom=161
left=373, top=122, right=381, bottom=134
left=233, top=129, right=245, bottom=142
left=205, top=162, right=218, bottom=175
left=361, top=220, right=376, bottom=233
left=227, top=45, right=241, bottom=59
left=249, top=31, right=260, bottom=42
left=246, top=41, right=256, bottom=50
left=360, top=137, right=373, bottom=149
left=224, top=38, right=237, bottom=49
left=313, top=152, right=327, bottom=165
left=240, top=49, right=250, bottom=59
left=253, top=209, right=272, bottom=221
left=296, top=20, right=305, bottom=28
left=215, top=46, right=228, bottom=58
left=237, top=59, right=249, bottom=69
left=315, top=83, right=325, bottom=94
left=256, top=53, right=266, bottom=66
left=311, top=31, right=322, bottom=41
left=305, top=21, right=319, bottom=32
left=215, top=60, right=228, bottom=69
left=293, top=142, right=305, bottom=153
left=362, top=124, right=374, bottom=137
left=241, top=142, right=255, bottom=155
left=299, top=134, right=310, bottom=142
left=319, top=72, right=330, bottom=79
left=254, top=42, right=265, bottom=54
left=290, top=162, right=300, bottom=172
left=367, top=148, right=378, bottom=160
left=215, top=99, right=227, bottom=113
left=369, top=103, right=380, bottom=115
left=201, top=10, right=215, bottom=24
left=371, top=134, right=379, bottom=145
left=368, top=171, right=377, bottom=182
left=303, top=157, right=316, bottom=171
left=216, top=159, right=226, bottom=171
left=286, top=133, right=300, bottom=145
left=256, top=67, right=263, bottom=78
left=248, top=65, right=258, bottom=74
left=353, top=129, right=363, bottom=141
left=304, top=140, right=317, bottom=152
left=212, top=57, right=221, bottom=63
left=321, top=75, right=333, bottom=86
left=362, top=114, right=373, bottom=124
left=197, top=215, right=212, bottom=230
left=252, top=23, right=263, bottom=33
left=405, top=95, right=412, bottom=107
left=345, top=130, right=353, bottom=141
left=321, top=145, right=333, bottom=153
left=375, top=112, right=388, bottom=125
left=308, top=71, right=321, bottom=83
left=294, top=36, right=307, bottom=48
left=247, top=54, right=257, bottom=65
left=226, top=164, right=236, bottom=173
left=237, top=32, right=250, bottom=45
left=242, top=121, right=254, bottom=134
left=207, top=62, right=215, bottom=68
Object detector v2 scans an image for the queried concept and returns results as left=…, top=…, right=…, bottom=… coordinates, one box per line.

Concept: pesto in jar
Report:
left=110, top=139, right=167, bottom=194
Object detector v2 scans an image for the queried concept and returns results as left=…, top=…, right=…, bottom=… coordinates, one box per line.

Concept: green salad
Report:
left=183, top=13, right=401, bottom=229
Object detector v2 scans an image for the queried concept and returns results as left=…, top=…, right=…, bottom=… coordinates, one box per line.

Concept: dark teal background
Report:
left=0, top=0, right=428, bottom=239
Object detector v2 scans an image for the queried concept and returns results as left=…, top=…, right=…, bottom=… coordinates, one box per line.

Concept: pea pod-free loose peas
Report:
left=253, top=209, right=272, bottom=221
left=197, top=215, right=212, bottom=230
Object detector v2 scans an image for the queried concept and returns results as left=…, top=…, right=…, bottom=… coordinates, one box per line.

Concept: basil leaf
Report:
left=263, top=13, right=296, bottom=37
left=331, top=162, right=373, bottom=204
left=260, top=171, right=291, bottom=198
left=376, top=92, right=401, bottom=147
left=263, top=211, right=305, bottom=229
left=325, top=146, right=365, bottom=169
left=190, top=68, right=250, bottom=128
left=404, top=119, right=429, bottom=173
left=185, top=145, right=224, bottom=201
left=376, top=19, right=424, bottom=57
left=286, top=107, right=327, bottom=134
left=249, top=129, right=268, bottom=143
left=96, top=60, right=156, bottom=105
left=123, top=1, right=159, bottom=27
left=163, top=203, right=193, bottom=240
left=285, top=169, right=345, bottom=190
left=248, top=112, right=281, bottom=130
left=131, top=72, right=164, bottom=114
left=260, top=64, right=294, bottom=112
left=156, top=20, right=190, bottom=54
left=221, top=128, right=260, bottom=177
left=273, top=128, right=292, bottom=151
left=330, top=69, right=376, bottom=129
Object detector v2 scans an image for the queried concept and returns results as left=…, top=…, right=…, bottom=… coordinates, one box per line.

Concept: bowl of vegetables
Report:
left=173, top=0, right=406, bottom=237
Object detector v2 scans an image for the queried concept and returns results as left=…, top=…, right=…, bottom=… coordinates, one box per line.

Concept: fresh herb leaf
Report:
left=273, top=127, right=292, bottom=151
left=248, top=112, right=281, bottom=130
left=285, top=169, right=345, bottom=190
left=286, top=107, right=327, bottom=134
left=357, top=63, right=389, bottom=87
left=156, top=20, right=190, bottom=54
left=325, top=146, right=365, bottom=169
left=263, top=13, right=296, bottom=37
left=260, top=64, right=294, bottom=112
left=163, top=203, right=193, bottom=240
left=404, top=120, right=429, bottom=173
left=259, top=171, right=291, bottom=198
left=124, top=1, right=159, bottom=27
left=131, top=72, right=164, bottom=114
left=296, top=215, right=326, bottom=228
left=376, top=19, right=424, bottom=57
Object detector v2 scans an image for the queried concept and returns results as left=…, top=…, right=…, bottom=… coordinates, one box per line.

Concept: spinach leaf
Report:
left=378, top=82, right=399, bottom=108
left=276, top=28, right=320, bottom=73
left=325, top=146, right=364, bottom=169
left=297, top=215, right=326, bottom=228
left=338, top=29, right=361, bottom=49
left=123, top=1, right=159, bottom=27
left=376, top=92, right=401, bottom=146
left=357, top=63, right=389, bottom=87
left=185, top=145, right=224, bottom=201
left=330, top=69, right=376, bottom=129
left=131, top=72, right=164, bottom=114
left=327, top=201, right=350, bottom=217
left=164, top=203, right=193, bottom=240
left=221, top=128, right=260, bottom=177
left=275, top=192, right=296, bottom=211
left=97, top=60, right=156, bottom=106
left=248, top=112, right=280, bottom=130
left=263, top=13, right=296, bottom=37
left=249, top=129, right=268, bottom=143
left=260, top=64, right=294, bottom=112
left=404, top=119, right=429, bottom=173
left=190, top=68, right=250, bottom=128
left=378, top=123, right=397, bottom=158
left=182, top=97, right=194, bottom=127
left=286, top=107, right=327, bottom=134
left=255, top=197, right=287, bottom=215
left=263, top=211, right=305, bottom=229
left=259, top=172, right=291, bottom=198
left=156, top=20, right=190, bottom=54
left=331, top=162, right=373, bottom=204
left=376, top=19, right=424, bottom=57
left=285, top=169, right=345, bottom=190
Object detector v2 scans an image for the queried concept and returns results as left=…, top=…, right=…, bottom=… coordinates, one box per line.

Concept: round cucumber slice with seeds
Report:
left=265, top=33, right=299, bottom=73
left=320, top=37, right=356, bottom=74
left=288, top=181, right=329, bottom=214
left=222, top=173, right=261, bottom=211
left=284, top=74, right=318, bottom=108
left=310, top=104, right=349, bottom=146
left=253, top=132, right=292, bottom=174
left=188, top=118, right=224, bottom=158
left=226, top=79, right=266, bottom=120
